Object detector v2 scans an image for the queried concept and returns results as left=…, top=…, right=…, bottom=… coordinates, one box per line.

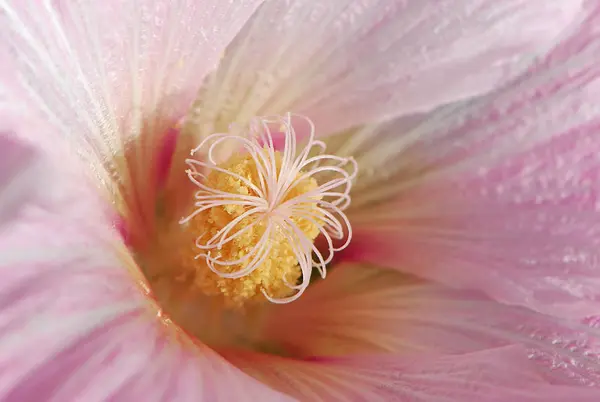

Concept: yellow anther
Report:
left=179, top=114, right=357, bottom=306
left=180, top=152, right=320, bottom=307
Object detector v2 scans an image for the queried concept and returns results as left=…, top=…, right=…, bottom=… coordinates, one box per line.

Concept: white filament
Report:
left=180, top=113, right=357, bottom=303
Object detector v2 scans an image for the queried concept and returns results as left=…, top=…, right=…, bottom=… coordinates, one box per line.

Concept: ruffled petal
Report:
left=260, top=264, right=600, bottom=386
left=225, top=346, right=600, bottom=401
left=339, top=4, right=600, bottom=319
left=184, top=0, right=583, bottom=137
left=0, top=167, right=291, bottom=401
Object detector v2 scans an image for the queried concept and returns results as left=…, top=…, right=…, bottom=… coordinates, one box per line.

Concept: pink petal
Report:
left=261, top=264, right=600, bottom=386
left=1, top=1, right=266, bottom=248
left=1, top=308, right=293, bottom=401
left=0, top=135, right=46, bottom=227
left=0, top=0, right=264, bottom=158
left=1, top=305, right=292, bottom=401
left=347, top=4, right=600, bottom=319
left=197, top=0, right=582, bottom=136
left=0, top=169, right=290, bottom=401
left=226, top=346, right=600, bottom=401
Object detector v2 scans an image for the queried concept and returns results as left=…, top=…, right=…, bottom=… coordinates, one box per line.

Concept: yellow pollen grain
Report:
left=179, top=152, right=320, bottom=307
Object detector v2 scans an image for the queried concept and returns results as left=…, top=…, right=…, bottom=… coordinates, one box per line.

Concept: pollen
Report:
left=179, top=114, right=357, bottom=307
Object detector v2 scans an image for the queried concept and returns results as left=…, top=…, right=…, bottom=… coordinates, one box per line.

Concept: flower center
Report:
left=176, top=115, right=357, bottom=307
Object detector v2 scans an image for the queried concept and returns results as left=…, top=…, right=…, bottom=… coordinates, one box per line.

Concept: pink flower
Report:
left=2, top=1, right=600, bottom=400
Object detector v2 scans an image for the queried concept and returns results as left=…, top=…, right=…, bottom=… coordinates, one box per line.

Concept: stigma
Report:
left=178, top=114, right=357, bottom=306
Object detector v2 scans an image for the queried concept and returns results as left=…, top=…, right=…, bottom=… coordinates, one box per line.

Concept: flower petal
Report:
left=261, top=264, right=600, bottom=386
left=0, top=135, right=47, bottom=227
left=1, top=304, right=293, bottom=401
left=341, top=4, right=600, bottom=319
left=0, top=169, right=291, bottom=401
left=1, top=0, right=267, bottom=249
left=2, top=308, right=293, bottom=401
left=226, top=346, right=600, bottom=401
left=0, top=0, right=265, bottom=163
left=185, top=0, right=583, bottom=136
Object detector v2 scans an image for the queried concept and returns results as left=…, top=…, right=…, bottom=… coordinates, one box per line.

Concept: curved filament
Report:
left=181, top=113, right=357, bottom=303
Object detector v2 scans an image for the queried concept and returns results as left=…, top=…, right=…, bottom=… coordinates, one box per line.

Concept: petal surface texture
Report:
left=0, top=135, right=47, bottom=227
left=187, top=0, right=583, bottom=136
left=0, top=0, right=265, bottom=161
left=0, top=155, right=293, bottom=401
left=342, top=4, right=600, bottom=319
left=227, top=346, right=600, bottom=401
left=262, top=264, right=600, bottom=387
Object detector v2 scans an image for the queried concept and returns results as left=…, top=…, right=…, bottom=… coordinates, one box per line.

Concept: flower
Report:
left=2, top=1, right=600, bottom=401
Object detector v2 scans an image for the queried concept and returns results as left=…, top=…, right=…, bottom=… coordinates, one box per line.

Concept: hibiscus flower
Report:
left=2, top=1, right=600, bottom=401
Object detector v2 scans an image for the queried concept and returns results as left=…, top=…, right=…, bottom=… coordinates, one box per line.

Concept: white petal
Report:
left=187, top=0, right=583, bottom=136
left=0, top=0, right=265, bottom=165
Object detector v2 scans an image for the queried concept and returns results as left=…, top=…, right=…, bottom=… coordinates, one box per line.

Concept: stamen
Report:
left=179, top=114, right=357, bottom=305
